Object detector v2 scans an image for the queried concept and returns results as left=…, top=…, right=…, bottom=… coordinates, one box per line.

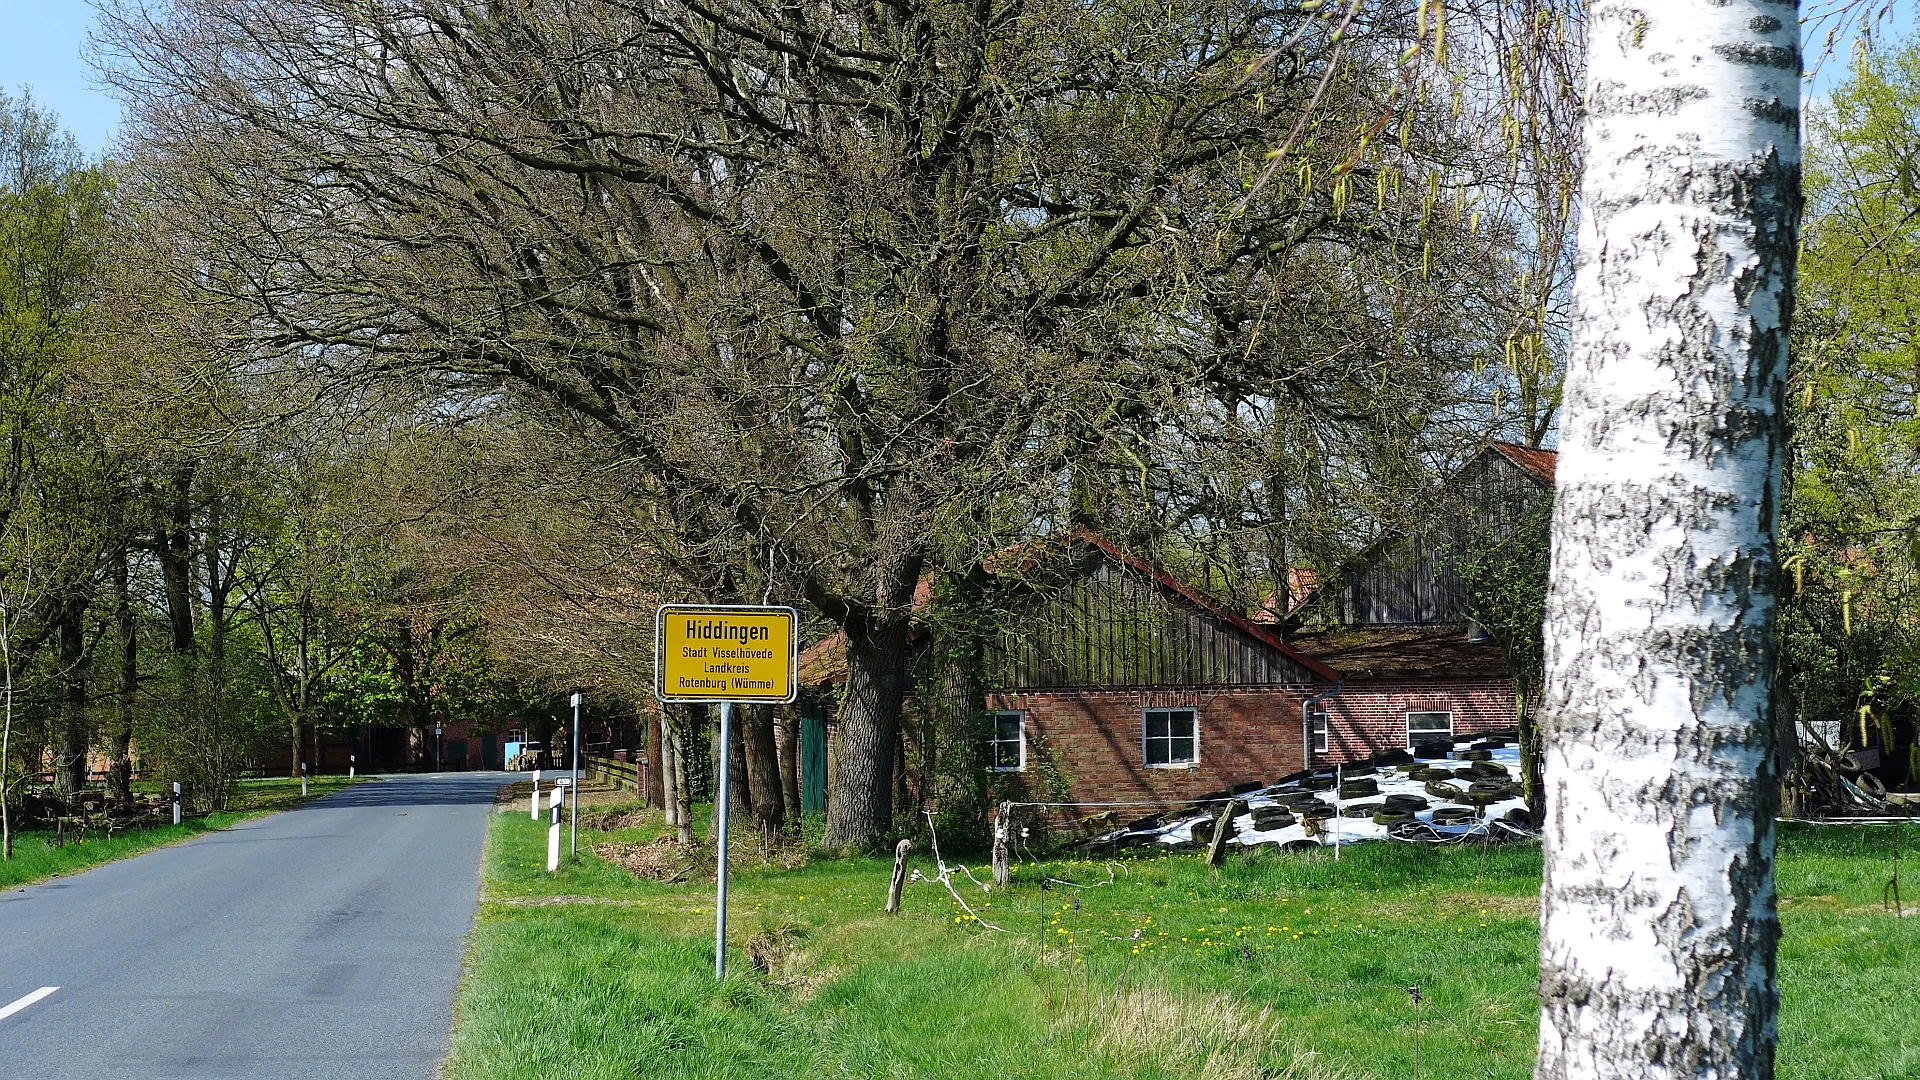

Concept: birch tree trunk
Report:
left=1537, top=3, right=1799, bottom=1078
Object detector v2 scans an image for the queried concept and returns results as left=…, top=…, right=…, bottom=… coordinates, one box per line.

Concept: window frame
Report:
left=1406, top=710, right=1454, bottom=749
left=1306, top=701, right=1330, bottom=754
left=986, top=710, right=1027, bottom=773
left=1142, top=707, right=1200, bottom=768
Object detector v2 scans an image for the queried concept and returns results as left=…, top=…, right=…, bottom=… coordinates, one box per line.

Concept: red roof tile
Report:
left=1490, top=442, right=1557, bottom=483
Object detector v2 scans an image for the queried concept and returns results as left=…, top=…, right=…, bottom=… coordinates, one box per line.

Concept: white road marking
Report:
left=0, top=987, right=58, bottom=1022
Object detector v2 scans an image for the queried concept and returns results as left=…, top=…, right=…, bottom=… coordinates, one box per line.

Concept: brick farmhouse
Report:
left=800, top=443, right=1554, bottom=813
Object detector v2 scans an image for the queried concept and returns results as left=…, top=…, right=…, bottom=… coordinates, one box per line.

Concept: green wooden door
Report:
left=801, top=703, right=828, bottom=814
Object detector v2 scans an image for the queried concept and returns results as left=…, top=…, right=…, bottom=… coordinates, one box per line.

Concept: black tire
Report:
left=1302, top=775, right=1337, bottom=791
left=1373, top=811, right=1415, bottom=827
left=1463, top=791, right=1504, bottom=807
left=1413, top=740, right=1452, bottom=760
left=1468, top=780, right=1514, bottom=797
left=1431, top=808, right=1478, bottom=826
left=1251, top=813, right=1297, bottom=831
left=1454, top=749, right=1493, bottom=762
left=1190, top=820, right=1216, bottom=842
left=1384, top=794, right=1429, bottom=812
left=1859, top=771, right=1888, bottom=799
left=1338, top=779, right=1379, bottom=799
left=1342, top=802, right=1384, bottom=818
left=1281, top=839, right=1322, bottom=853
left=1467, top=761, right=1509, bottom=779
left=1425, top=781, right=1465, bottom=800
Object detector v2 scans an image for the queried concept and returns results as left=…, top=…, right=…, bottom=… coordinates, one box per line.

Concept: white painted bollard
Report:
left=349, top=754, right=355, bottom=780
left=530, top=770, right=541, bottom=819
left=171, top=782, right=181, bottom=826
left=300, top=762, right=308, bottom=797
left=547, top=803, right=562, bottom=873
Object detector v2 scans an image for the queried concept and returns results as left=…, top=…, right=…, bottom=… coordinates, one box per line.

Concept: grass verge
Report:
left=0, top=774, right=365, bottom=891
left=447, top=811, right=1920, bottom=1080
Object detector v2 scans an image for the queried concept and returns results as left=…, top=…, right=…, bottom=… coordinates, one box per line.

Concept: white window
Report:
left=1143, top=708, right=1198, bottom=767
left=987, top=711, right=1026, bottom=772
left=1407, top=711, right=1453, bottom=748
left=1307, top=702, right=1329, bottom=754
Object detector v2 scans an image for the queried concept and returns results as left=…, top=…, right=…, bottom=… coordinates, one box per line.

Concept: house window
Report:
left=1143, top=708, right=1198, bottom=767
left=1307, top=702, right=1329, bottom=754
left=1407, top=710, right=1453, bottom=748
left=987, top=711, right=1026, bottom=772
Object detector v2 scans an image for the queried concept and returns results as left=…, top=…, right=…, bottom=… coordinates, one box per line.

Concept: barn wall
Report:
left=985, top=678, right=1520, bottom=808
left=1314, top=678, right=1519, bottom=765
left=1338, top=452, right=1551, bottom=626
left=987, top=687, right=1313, bottom=809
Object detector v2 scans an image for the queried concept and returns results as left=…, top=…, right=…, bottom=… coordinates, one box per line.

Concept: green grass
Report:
left=447, top=812, right=1920, bottom=1080
left=0, top=775, right=364, bottom=891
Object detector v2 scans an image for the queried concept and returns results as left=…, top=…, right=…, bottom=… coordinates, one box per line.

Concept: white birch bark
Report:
left=1537, top=2, right=1798, bottom=1078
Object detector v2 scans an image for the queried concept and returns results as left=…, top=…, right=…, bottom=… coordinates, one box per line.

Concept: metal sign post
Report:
left=652, top=604, right=798, bottom=980
left=714, top=700, right=733, bottom=979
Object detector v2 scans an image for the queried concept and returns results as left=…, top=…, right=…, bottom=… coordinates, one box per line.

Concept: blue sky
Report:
left=0, top=1, right=119, bottom=156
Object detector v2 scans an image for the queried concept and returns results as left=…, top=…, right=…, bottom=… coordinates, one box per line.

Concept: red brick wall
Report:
left=987, top=688, right=1312, bottom=810
left=1316, top=679, right=1518, bottom=765
left=988, top=678, right=1518, bottom=808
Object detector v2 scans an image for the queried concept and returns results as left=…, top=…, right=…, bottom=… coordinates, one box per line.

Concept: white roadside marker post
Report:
left=549, top=778, right=567, bottom=811
left=547, top=800, right=561, bottom=872
left=715, top=700, right=732, bottom=979
left=1333, top=764, right=1342, bottom=861
left=171, top=781, right=181, bottom=826
left=349, top=754, right=355, bottom=780
left=570, top=692, right=582, bottom=859
left=530, top=769, right=541, bottom=820
left=300, top=761, right=308, bottom=797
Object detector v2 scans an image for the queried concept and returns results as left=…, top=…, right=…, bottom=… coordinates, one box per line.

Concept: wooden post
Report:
left=886, top=838, right=912, bottom=913
left=1206, top=799, right=1244, bottom=868
left=991, top=802, right=1011, bottom=887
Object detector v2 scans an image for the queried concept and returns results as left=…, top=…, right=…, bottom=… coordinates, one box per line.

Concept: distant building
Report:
left=796, top=444, right=1555, bottom=812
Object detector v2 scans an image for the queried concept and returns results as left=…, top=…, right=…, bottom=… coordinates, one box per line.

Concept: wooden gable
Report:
left=1333, top=445, right=1553, bottom=627
left=990, top=538, right=1330, bottom=690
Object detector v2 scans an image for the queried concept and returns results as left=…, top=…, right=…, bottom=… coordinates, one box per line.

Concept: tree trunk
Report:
left=661, top=711, right=681, bottom=826
left=157, top=465, right=196, bottom=655
left=669, top=713, right=693, bottom=845
left=55, top=591, right=89, bottom=800
left=823, top=614, right=912, bottom=848
left=743, top=704, right=783, bottom=834
left=646, top=711, right=665, bottom=809
left=111, top=545, right=137, bottom=808
left=722, top=709, right=751, bottom=829
left=1535, top=4, right=1798, bottom=1078
left=777, top=703, right=801, bottom=827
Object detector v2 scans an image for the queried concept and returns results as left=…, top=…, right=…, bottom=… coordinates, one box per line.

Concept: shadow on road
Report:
left=288, top=773, right=533, bottom=810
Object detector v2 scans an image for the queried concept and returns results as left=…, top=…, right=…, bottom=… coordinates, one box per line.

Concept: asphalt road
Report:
left=0, top=772, right=524, bottom=1080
